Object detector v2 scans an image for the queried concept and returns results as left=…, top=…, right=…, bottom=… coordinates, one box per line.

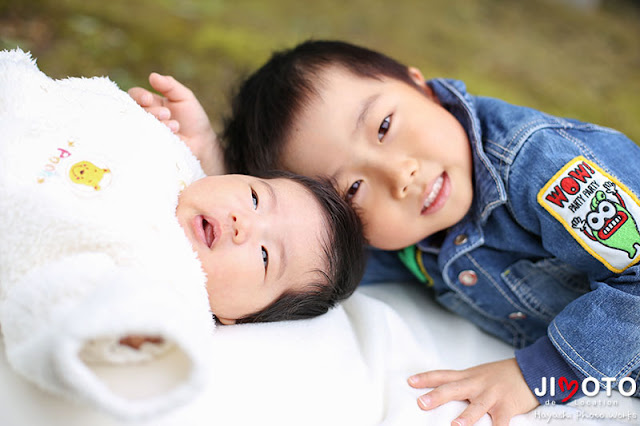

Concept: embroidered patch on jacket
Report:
left=538, top=156, right=640, bottom=272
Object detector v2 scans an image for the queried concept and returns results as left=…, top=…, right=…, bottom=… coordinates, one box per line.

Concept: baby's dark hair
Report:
left=222, top=39, right=416, bottom=175
left=236, top=170, right=366, bottom=324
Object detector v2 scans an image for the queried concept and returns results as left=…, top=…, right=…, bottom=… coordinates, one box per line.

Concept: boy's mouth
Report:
left=421, top=173, right=448, bottom=215
left=194, top=215, right=219, bottom=248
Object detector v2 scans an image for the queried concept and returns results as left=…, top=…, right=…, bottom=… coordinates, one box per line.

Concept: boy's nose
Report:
left=382, top=157, right=418, bottom=199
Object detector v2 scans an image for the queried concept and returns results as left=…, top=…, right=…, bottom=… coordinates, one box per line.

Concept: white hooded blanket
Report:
left=0, top=49, right=215, bottom=421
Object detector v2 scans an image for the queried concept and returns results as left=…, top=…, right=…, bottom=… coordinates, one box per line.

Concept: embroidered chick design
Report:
left=68, top=160, right=110, bottom=190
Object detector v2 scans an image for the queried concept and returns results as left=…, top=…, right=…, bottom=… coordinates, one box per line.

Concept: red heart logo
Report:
left=558, top=376, right=579, bottom=402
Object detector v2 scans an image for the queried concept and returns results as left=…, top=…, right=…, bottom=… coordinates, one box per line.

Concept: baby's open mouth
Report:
left=202, top=217, right=216, bottom=248
left=193, top=215, right=218, bottom=249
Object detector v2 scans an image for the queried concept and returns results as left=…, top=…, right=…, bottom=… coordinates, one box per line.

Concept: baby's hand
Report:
left=128, top=73, right=225, bottom=175
left=408, top=358, right=539, bottom=426
left=119, top=335, right=164, bottom=350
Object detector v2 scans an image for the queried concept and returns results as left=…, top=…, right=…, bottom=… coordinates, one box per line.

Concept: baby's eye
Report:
left=261, top=246, right=269, bottom=271
left=251, top=188, right=259, bottom=210
left=345, top=180, right=362, bottom=202
left=378, top=115, right=392, bottom=141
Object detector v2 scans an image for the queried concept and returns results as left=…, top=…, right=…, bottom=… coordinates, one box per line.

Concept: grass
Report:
left=1, top=0, right=639, bottom=141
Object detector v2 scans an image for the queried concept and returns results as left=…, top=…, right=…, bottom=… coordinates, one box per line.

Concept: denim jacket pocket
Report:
left=501, top=258, right=590, bottom=323
left=437, top=291, right=522, bottom=347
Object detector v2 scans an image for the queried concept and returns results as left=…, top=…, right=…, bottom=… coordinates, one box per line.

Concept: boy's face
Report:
left=176, top=175, right=327, bottom=324
left=281, top=66, right=473, bottom=250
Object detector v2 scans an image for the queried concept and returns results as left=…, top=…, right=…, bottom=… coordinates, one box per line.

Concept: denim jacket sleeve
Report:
left=360, top=246, right=419, bottom=285
left=503, top=119, right=640, bottom=401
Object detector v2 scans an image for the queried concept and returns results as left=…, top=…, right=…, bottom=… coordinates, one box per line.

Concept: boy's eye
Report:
left=261, top=246, right=269, bottom=271
left=345, top=180, right=362, bottom=202
left=378, top=115, right=391, bottom=141
left=251, top=188, right=259, bottom=209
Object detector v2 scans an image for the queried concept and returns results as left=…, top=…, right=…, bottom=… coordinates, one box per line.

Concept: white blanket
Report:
left=0, top=49, right=214, bottom=421
left=1, top=49, right=638, bottom=426
left=2, top=281, right=639, bottom=425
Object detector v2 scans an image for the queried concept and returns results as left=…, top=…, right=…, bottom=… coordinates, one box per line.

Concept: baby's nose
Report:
left=230, top=212, right=252, bottom=244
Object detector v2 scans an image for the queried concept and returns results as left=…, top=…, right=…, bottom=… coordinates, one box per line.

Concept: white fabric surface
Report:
left=1, top=49, right=638, bottom=426
left=0, top=49, right=214, bottom=421
left=2, top=281, right=639, bottom=425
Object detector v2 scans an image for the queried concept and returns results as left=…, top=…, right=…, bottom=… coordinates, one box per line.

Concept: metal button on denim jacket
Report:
left=362, top=78, right=640, bottom=399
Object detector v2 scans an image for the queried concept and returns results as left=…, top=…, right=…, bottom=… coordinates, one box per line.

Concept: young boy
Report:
left=129, top=40, right=640, bottom=425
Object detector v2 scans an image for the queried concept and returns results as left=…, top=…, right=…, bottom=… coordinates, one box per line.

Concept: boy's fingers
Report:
left=417, top=379, right=473, bottom=411
left=408, top=370, right=464, bottom=388
left=452, top=397, right=494, bottom=426
left=487, top=410, right=511, bottom=426
left=166, top=119, right=180, bottom=133
left=148, top=72, right=194, bottom=102
left=142, top=106, right=171, bottom=121
left=127, top=87, right=154, bottom=107
left=154, top=117, right=180, bottom=133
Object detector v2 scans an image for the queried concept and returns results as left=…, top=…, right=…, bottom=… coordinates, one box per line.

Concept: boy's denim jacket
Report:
left=363, top=78, right=640, bottom=402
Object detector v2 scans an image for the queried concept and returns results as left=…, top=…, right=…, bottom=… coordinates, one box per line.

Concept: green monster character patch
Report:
left=538, top=156, right=640, bottom=272
left=576, top=185, right=640, bottom=259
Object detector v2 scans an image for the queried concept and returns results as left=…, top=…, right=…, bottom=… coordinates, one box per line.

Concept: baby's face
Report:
left=281, top=66, right=474, bottom=250
left=176, top=175, right=327, bottom=324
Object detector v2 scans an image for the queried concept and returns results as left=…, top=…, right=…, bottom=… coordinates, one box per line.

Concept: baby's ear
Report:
left=408, top=66, right=437, bottom=101
left=217, top=317, right=237, bottom=325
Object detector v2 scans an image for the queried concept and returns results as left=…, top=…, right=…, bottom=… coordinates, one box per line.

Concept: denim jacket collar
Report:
left=427, top=78, right=508, bottom=224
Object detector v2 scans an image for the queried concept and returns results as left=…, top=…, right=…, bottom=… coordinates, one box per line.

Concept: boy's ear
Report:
left=408, top=66, right=437, bottom=101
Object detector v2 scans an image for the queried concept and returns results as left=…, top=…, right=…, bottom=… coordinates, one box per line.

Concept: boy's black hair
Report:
left=236, top=170, right=366, bottom=323
left=222, top=39, right=416, bottom=175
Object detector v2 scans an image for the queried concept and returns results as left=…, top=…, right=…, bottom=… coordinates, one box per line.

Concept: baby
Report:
left=0, top=49, right=365, bottom=420
left=175, top=170, right=366, bottom=325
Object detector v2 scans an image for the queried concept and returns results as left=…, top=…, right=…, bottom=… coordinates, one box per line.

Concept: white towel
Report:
left=0, top=49, right=215, bottom=421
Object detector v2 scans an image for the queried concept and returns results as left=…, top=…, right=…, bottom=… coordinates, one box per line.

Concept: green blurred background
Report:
left=1, top=0, right=639, bottom=142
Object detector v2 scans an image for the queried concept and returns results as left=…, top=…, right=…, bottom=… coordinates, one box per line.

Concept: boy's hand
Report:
left=128, top=73, right=225, bottom=175
left=408, top=358, right=539, bottom=426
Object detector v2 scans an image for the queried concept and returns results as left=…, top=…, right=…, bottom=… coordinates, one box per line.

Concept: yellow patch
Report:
left=537, top=156, right=640, bottom=272
left=68, top=160, right=111, bottom=191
